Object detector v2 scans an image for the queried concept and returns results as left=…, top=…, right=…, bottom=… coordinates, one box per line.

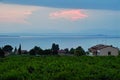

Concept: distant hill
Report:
left=0, top=34, right=120, bottom=38
left=0, top=35, right=19, bottom=37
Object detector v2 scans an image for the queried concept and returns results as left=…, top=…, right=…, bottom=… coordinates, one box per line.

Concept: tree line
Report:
left=0, top=43, right=86, bottom=57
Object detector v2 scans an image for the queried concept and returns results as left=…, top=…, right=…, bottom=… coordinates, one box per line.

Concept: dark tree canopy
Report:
left=18, top=44, right=21, bottom=55
left=69, top=48, right=75, bottom=54
left=74, top=46, right=86, bottom=56
left=34, top=46, right=43, bottom=55
left=29, top=46, right=43, bottom=55
left=29, top=49, right=36, bottom=55
left=0, top=48, right=5, bottom=57
left=2, top=45, right=13, bottom=53
left=14, top=47, right=17, bottom=54
left=51, top=43, right=59, bottom=55
left=64, top=48, right=69, bottom=54
left=43, top=49, right=51, bottom=55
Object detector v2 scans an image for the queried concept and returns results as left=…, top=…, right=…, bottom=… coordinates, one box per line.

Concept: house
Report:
left=4, top=52, right=10, bottom=56
left=58, top=50, right=66, bottom=55
left=21, top=50, right=28, bottom=54
left=88, top=44, right=119, bottom=56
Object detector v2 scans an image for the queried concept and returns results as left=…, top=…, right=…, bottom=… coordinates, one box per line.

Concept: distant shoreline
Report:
left=0, top=35, right=120, bottom=38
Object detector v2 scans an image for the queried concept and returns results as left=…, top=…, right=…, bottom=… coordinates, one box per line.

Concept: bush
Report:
left=0, top=56, right=120, bottom=80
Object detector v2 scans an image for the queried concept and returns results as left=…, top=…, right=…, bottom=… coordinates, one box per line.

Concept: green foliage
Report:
left=74, top=46, right=86, bottom=56
left=18, top=44, right=21, bottom=55
left=43, top=49, right=51, bottom=55
left=29, top=49, right=36, bottom=55
left=0, top=56, right=120, bottom=80
left=13, top=47, right=17, bottom=54
left=29, top=46, right=43, bottom=55
left=64, top=48, right=69, bottom=54
left=119, top=50, right=120, bottom=56
left=2, top=45, right=13, bottom=53
left=0, top=48, right=5, bottom=57
left=69, top=48, right=75, bottom=54
left=51, top=43, right=59, bottom=55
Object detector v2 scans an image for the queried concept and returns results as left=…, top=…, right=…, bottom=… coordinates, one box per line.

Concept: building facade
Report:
left=88, top=44, right=119, bottom=56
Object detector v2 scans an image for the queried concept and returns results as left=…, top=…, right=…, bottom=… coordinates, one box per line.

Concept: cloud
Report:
left=0, top=3, right=38, bottom=23
left=50, top=10, right=88, bottom=21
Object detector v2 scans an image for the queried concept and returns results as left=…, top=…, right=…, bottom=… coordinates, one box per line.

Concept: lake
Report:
left=0, top=36, right=120, bottom=51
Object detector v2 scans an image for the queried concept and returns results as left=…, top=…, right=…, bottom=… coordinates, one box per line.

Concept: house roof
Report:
left=58, top=50, right=66, bottom=53
left=88, top=44, right=118, bottom=51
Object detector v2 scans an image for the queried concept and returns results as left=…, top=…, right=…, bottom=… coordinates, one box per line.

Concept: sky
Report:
left=0, top=0, right=120, bottom=35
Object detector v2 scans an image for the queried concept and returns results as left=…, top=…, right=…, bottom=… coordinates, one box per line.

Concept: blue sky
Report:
left=0, top=0, right=120, bottom=35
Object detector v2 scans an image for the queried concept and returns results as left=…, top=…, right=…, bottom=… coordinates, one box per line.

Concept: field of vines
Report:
left=0, top=56, right=120, bottom=80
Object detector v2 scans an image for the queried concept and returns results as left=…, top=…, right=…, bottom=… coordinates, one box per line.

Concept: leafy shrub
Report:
left=0, top=56, right=120, bottom=80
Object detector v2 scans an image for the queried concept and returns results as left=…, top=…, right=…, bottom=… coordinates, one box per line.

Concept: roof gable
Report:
left=88, top=44, right=118, bottom=51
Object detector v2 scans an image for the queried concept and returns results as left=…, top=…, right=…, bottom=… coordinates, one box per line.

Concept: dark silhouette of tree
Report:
left=2, top=45, right=13, bottom=53
left=51, top=43, right=59, bottom=55
left=29, top=46, right=43, bottom=55
left=18, top=44, right=21, bottom=55
left=52, top=43, right=56, bottom=50
left=33, top=46, right=43, bottom=55
left=43, top=49, right=51, bottom=55
left=56, top=44, right=59, bottom=50
left=64, top=48, right=69, bottom=54
left=29, top=49, right=36, bottom=55
left=0, top=48, right=5, bottom=57
left=22, top=50, right=28, bottom=54
left=74, top=46, right=86, bottom=56
left=119, top=50, right=120, bottom=56
left=69, top=48, right=75, bottom=54
left=14, top=47, right=17, bottom=54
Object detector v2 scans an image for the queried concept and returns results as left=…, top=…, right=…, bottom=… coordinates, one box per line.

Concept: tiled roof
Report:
left=88, top=44, right=117, bottom=52
left=90, top=44, right=110, bottom=50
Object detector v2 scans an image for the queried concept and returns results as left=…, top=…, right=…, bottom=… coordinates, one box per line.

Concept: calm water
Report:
left=0, top=36, right=120, bottom=51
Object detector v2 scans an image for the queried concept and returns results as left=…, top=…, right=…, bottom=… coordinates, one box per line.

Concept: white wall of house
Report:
left=98, top=47, right=119, bottom=56
left=88, top=52, right=94, bottom=56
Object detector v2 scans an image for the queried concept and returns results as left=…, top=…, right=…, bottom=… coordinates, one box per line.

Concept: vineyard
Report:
left=0, top=56, right=120, bottom=80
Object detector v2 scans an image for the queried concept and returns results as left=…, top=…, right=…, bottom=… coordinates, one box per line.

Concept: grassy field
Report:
left=0, top=56, right=120, bottom=80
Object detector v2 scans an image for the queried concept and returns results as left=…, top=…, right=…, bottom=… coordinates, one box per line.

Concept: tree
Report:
left=64, top=48, right=69, bottom=54
left=14, top=47, right=17, bottom=54
left=0, top=48, right=5, bottom=57
left=43, top=49, right=51, bottom=55
left=51, top=43, right=59, bottom=55
left=29, top=46, right=43, bottom=55
left=33, top=46, right=43, bottom=55
left=69, top=48, right=75, bottom=54
left=2, top=45, right=13, bottom=53
left=52, top=43, right=56, bottom=50
left=29, top=49, right=36, bottom=55
left=18, top=44, right=21, bottom=55
left=74, top=46, right=86, bottom=56
left=56, top=44, right=59, bottom=51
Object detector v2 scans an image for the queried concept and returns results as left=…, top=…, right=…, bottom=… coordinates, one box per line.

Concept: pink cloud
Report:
left=50, top=10, right=88, bottom=21
left=0, top=10, right=32, bottom=23
left=0, top=4, right=38, bottom=23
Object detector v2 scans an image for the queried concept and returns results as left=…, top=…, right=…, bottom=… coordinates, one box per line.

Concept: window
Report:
left=108, top=51, right=111, bottom=55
